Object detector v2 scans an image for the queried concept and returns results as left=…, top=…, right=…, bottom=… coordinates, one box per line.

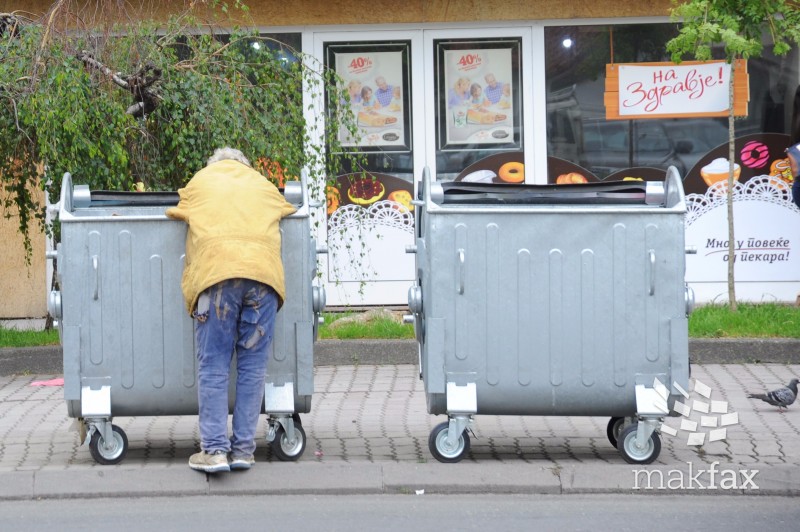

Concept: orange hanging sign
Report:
left=605, top=59, right=748, bottom=120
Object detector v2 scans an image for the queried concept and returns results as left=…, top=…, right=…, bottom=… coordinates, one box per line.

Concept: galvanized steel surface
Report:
left=410, top=167, right=691, bottom=416
left=51, top=173, right=320, bottom=418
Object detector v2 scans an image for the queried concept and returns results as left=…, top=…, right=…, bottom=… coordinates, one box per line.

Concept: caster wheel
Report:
left=271, top=423, right=306, bottom=461
left=88, top=424, right=128, bottom=465
left=617, top=424, right=661, bottom=465
left=606, top=417, right=625, bottom=447
left=428, top=421, right=470, bottom=463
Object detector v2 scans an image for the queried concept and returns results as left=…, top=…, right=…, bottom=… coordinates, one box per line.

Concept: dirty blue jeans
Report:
left=194, top=279, right=278, bottom=457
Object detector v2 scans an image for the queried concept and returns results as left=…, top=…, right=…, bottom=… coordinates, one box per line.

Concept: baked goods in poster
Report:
left=700, top=158, right=741, bottom=187
left=358, top=111, right=398, bottom=127
left=498, top=162, right=524, bottom=183
left=347, top=176, right=386, bottom=205
left=556, top=172, right=588, bottom=184
left=467, top=108, right=507, bottom=125
left=388, top=189, right=414, bottom=211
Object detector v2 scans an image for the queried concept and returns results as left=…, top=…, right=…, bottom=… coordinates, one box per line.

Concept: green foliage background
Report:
left=0, top=2, right=359, bottom=255
left=667, top=0, right=800, bottom=62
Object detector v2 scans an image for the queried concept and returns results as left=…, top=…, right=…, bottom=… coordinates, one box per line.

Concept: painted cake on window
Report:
left=347, top=176, right=385, bottom=205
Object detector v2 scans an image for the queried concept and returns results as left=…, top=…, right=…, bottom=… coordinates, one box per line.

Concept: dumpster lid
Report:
left=79, top=190, right=180, bottom=208
left=77, top=186, right=295, bottom=208
left=438, top=180, right=662, bottom=205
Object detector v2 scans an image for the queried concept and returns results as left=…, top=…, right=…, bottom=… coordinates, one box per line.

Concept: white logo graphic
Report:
left=632, top=461, right=759, bottom=490
left=658, top=378, right=740, bottom=446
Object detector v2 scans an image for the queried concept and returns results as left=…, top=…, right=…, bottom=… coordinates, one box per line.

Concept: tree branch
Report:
left=77, top=51, right=130, bottom=90
left=76, top=51, right=163, bottom=118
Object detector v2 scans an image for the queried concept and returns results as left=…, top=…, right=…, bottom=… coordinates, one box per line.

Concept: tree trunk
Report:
left=726, top=60, right=737, bottom=312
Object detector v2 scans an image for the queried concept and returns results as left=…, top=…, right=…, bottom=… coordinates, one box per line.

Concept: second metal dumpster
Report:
left=406, top=167, right=692, bottom=464
left=47, top=171, right=326, bottom=464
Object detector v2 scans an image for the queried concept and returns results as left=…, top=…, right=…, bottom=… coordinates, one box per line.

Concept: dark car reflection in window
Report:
left=580, top=119, right=728, bottom=180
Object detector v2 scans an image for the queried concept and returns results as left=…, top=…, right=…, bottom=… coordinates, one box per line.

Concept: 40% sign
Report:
left=456, top=52, right=483, bottom=71
left=348, top=56, right=374, bottom=74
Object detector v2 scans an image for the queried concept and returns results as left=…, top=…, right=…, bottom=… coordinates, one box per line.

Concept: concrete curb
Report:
left=688, top=338, right=800, bottom=364
left=2, top=338, right=800, bottom=376
left=313, top=339, right=418, bottom=366
left=2, top=462, right=796, bottom=501
left=0, top=346, right=65, bottom=376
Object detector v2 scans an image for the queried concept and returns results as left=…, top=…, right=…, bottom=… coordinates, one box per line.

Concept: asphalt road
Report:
left=1, top=494, right=797, bottom=531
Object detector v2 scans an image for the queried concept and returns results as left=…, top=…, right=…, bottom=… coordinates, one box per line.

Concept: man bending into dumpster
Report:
left=167, top=147, right=297, bottom=473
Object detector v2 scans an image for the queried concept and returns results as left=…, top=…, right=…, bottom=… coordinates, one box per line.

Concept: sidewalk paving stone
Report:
left=0, top=362, right=797, bottom=499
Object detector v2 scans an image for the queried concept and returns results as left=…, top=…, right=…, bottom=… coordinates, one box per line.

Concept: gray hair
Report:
left=207, top=147, right=251, bottom=167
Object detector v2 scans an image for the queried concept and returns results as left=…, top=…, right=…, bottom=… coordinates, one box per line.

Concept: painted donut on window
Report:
left=740, top=141, right=770, bottom=169
left=556, top=172, right=588, bottom=184
left=498, top=162, right=524, bottom=183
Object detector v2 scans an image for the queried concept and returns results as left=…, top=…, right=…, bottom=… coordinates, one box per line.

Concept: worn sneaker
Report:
left=189, top=450, right=230, bottom=473
left=229, top=454, right=255, bottom=471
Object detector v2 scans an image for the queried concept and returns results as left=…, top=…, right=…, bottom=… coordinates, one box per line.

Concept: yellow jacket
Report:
left=166, top=159, right=298, bottom=315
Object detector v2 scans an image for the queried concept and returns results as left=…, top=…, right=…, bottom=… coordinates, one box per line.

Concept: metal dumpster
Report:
left=406, top=167, right=692, bottom=464
left=46, top=172, right=326, bottom=464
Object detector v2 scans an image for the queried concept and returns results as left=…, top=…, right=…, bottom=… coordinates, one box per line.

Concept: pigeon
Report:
left=747, top=379, right=799, bottom=412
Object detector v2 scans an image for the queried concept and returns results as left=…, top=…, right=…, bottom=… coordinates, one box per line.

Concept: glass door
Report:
left=312, top=30, right=424, bottom=306
left=311, top=26, right=537, bottom=306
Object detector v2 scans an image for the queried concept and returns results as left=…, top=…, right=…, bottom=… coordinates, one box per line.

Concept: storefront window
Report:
left=544, top=24, right=799, bottom=183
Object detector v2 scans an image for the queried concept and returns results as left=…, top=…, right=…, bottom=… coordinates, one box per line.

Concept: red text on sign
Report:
left=623, top=67, right=723, bottom=113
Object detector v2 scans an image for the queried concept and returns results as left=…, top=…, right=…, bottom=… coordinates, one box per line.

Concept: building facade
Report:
left=3, top=1, right=799, bottom=313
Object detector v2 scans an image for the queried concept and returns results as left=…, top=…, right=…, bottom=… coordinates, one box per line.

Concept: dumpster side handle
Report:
left=92, top=255, right=99, bottom=300
left=457, top=249, right=465, bottom=295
